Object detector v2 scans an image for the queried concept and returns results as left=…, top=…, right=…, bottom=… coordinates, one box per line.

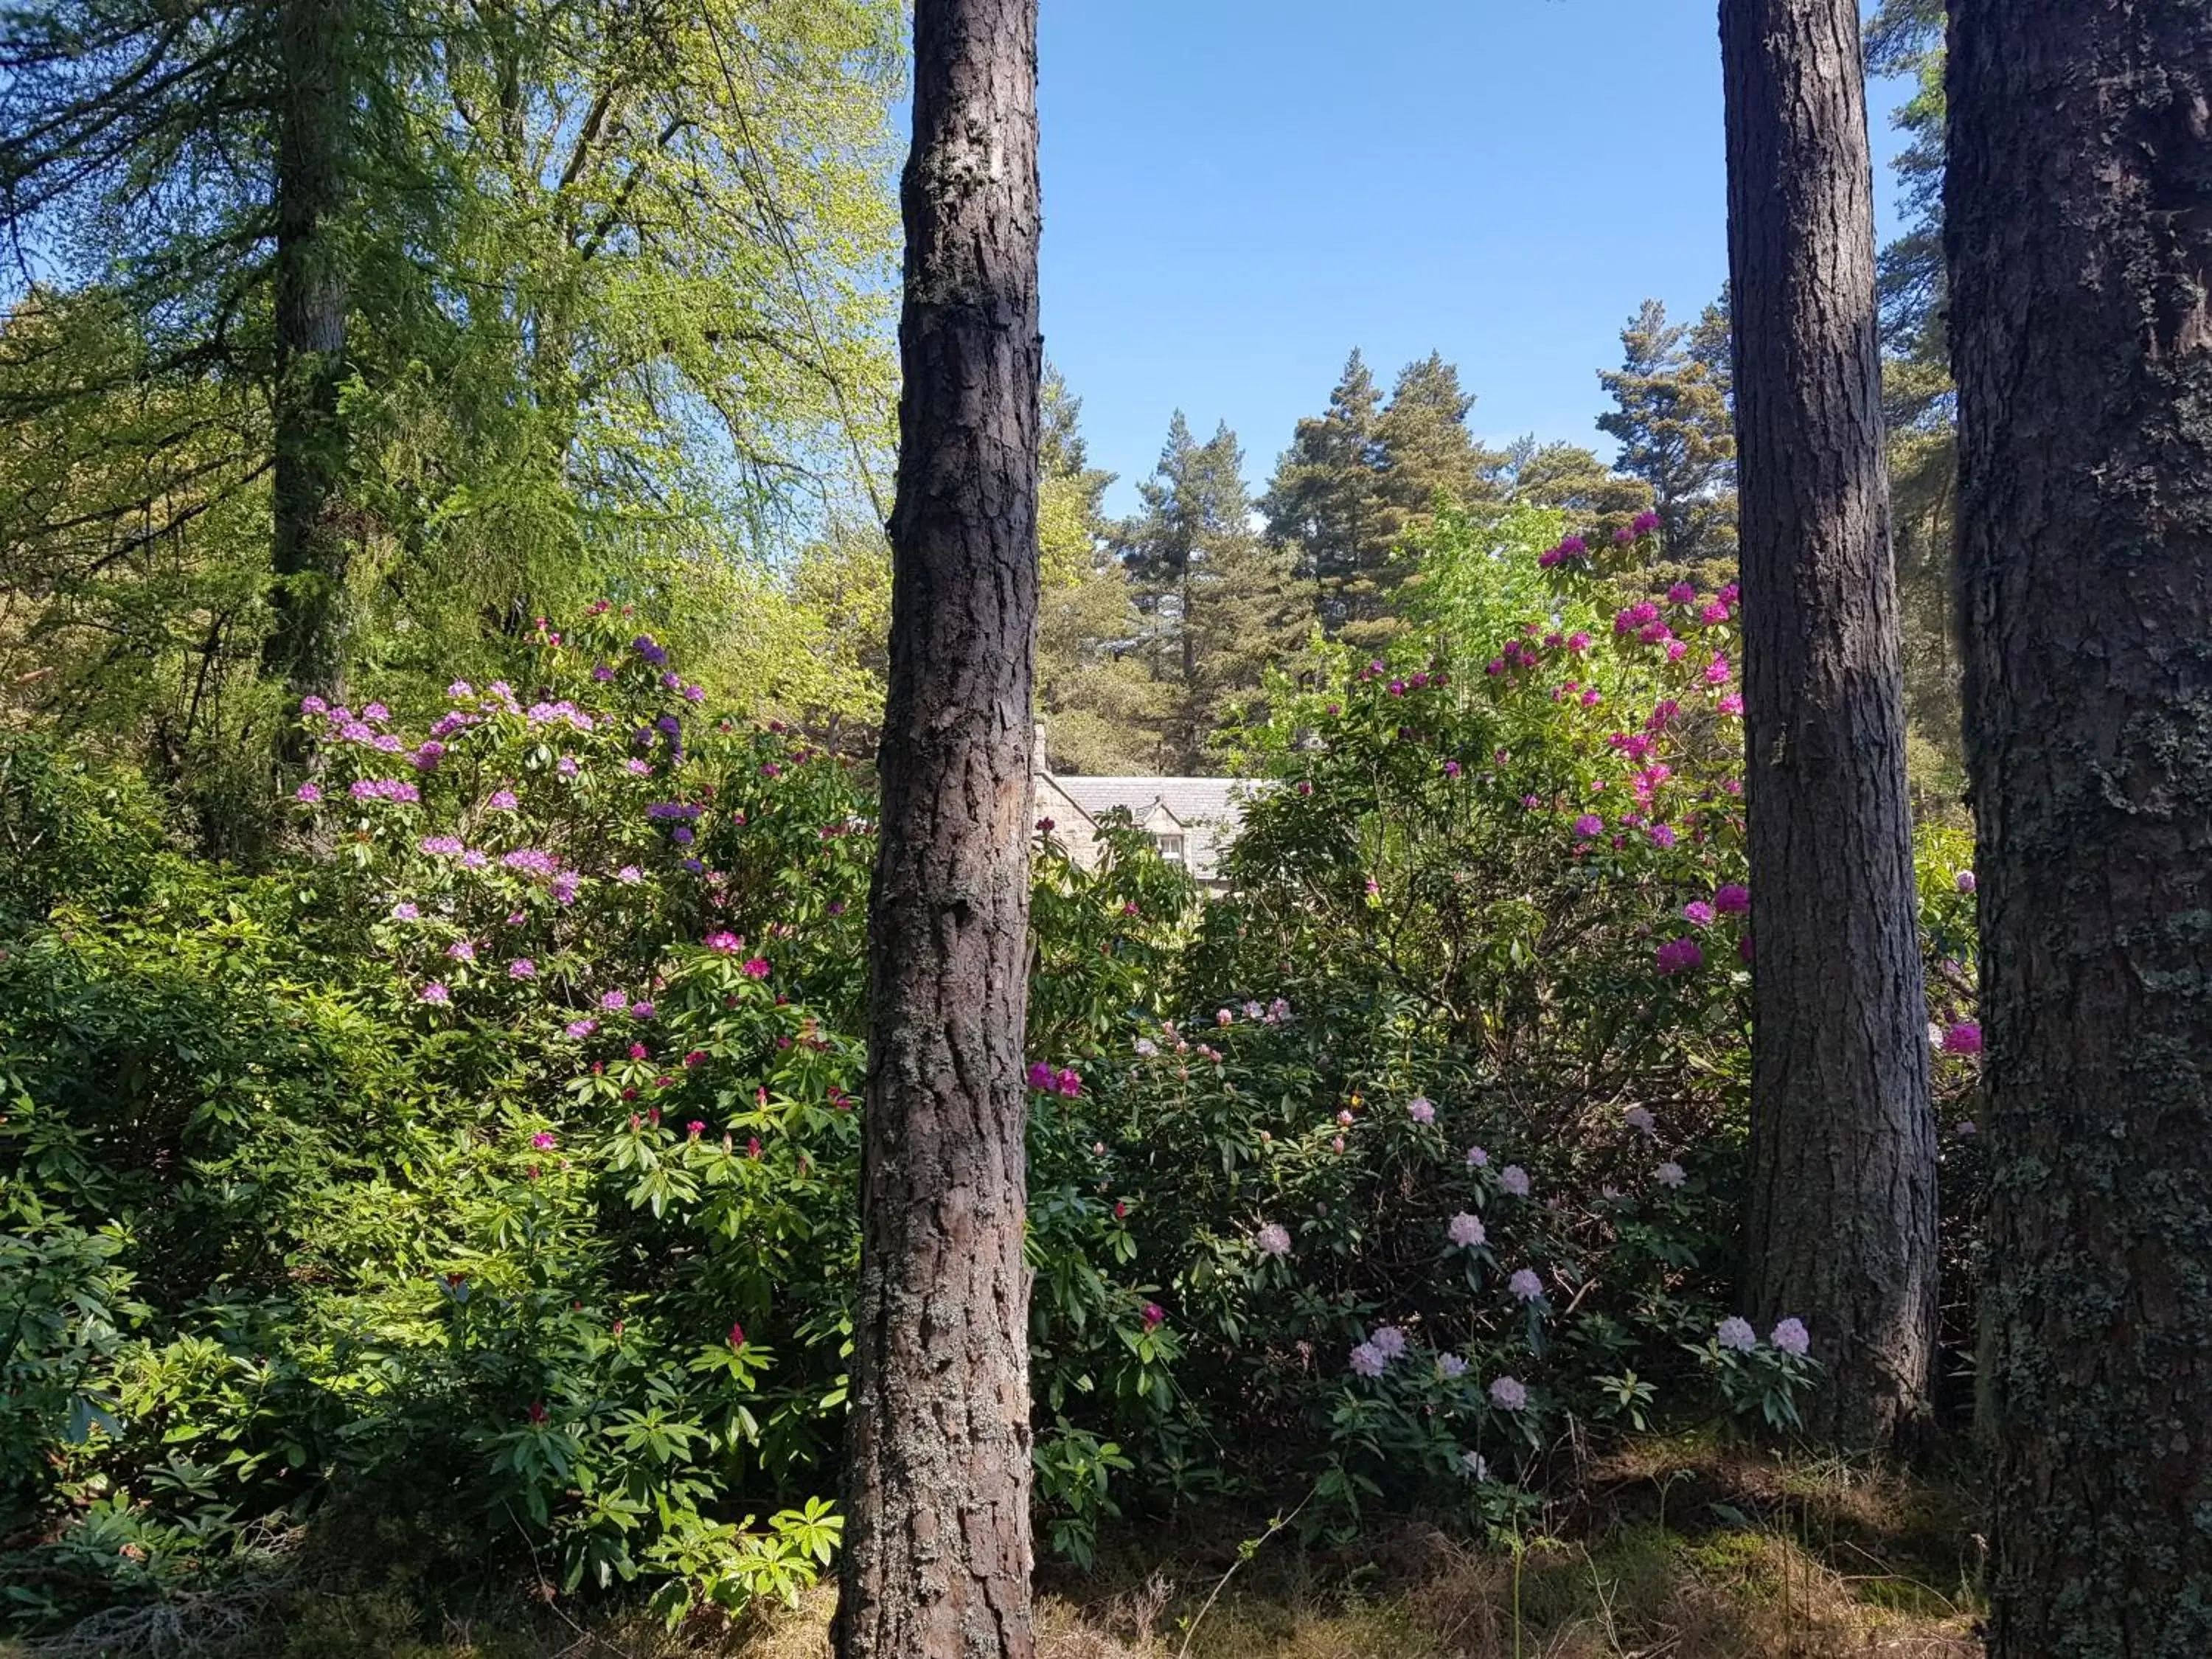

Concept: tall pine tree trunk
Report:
left=1721, top=0, right=1936, bottom=1451
left=264, top=0, right=352, bottom=706
left=1949, top=4, right=2212, bottom=1649
left=835, top=0, right=1040, bottom=1654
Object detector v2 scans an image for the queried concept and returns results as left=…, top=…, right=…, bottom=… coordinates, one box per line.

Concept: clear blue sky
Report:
left=1034, top=0, right=1915, bottom=514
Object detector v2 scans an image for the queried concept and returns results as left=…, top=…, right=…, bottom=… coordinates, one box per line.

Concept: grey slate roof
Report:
left=1045, top=774, right=1259, bottom=877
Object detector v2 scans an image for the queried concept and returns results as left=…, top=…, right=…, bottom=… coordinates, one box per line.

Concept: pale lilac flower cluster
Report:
left=1508, top=1268, right=1544, bottom=1303
left=1407, top=1096, right=1436, bottom=1124
left=1770, top=1318, right=1812, bottom=1356
left=1447, top=1211, right=1485, bottom=1248
left=1487, top=1376, right=1528, bottom=1411
left=1498, top=1164, right=1530, bottom=1197
left=350, top=778, right=420, bottom=804
left=1717, top=1316, right=1757, bottom=1352
left=1254, top=1222, right=1292, bottom=1257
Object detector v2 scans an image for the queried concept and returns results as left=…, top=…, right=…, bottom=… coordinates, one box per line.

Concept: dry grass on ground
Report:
left=1, top=1441, right=1983, bottom=1658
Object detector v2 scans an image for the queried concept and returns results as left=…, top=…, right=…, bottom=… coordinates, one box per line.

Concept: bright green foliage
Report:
left=0, top=568, right=1989, bottom=1631
left=1596, top=298, right=1738, bottom=590
left=1116, top=413, right=1304, bottom=772
left=0, top=0, right=902, bottom=839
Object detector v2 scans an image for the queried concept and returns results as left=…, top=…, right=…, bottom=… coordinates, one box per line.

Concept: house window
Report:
left=1155, top=832, right=1186, bottom=864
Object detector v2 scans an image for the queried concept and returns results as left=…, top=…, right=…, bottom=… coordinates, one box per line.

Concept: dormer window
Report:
left=1156, top=832, right=1186, bottom=864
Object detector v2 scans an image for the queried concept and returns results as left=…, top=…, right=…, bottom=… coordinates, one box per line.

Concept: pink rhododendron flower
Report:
left=1407, top=1096, right=1436, bottom=1124
left=1714, top=883, right=1750, bottom=914
left=1655, top=938, right=1703, bottom=975
left=741, top=956, right=770, bottom=979
left=531, top=1131, right=557, bottom=1151
left=1682, top=900, right=1716, bottom=928
left=419, top=982, right=451, bottom=1004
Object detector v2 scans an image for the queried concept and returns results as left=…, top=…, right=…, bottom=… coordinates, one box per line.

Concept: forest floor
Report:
left=1, top=1439, right=1986, bottom=1659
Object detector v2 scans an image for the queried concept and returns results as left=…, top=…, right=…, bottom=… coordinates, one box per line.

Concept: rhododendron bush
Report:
left=0, top=557, right=1981, bottom=1631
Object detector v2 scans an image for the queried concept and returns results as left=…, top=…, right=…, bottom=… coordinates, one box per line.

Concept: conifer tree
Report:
left=1121, top=414, right=1297, bottom=771
left=1950, top=1, right=2212, bottom=1647
left=1260, top=350, right=1389, bottom=638
left=837, top=0, right=1040, bottom=1649
left=1480, top=436, right=1655, bottom=546
left=1722, top=0, right=1935, bottom=1451
left=1035, top=369, right=1162, bottom=773
left=1597, top=298, right=1738, bottom=582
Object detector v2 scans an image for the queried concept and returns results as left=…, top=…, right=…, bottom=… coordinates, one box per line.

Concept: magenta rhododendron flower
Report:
left=1942, top=1022, right=1983, bottom=1054
left=1682, top=900, right=1716, bottom=928
left=1573, top=813, right=1603, bottom=839
left=1955, top=869, right=1977, bottom=894
left=1714, top=883, right=1750, bottom=914
left=1026, top=1061, right=1054, bottom=1091
left=488, top=789, right=518, bottom=810
left=531, top=1131, right=556, bottom=1151
left=419, top=982, right=451, bottom=1005
left=741, top=956, right=770, bottom=979
left=705, top=930, right=740, bottom=953
left=565, top=1019, right=597, bottom=1039
left=294, top=782, right=321, bottom=803
left=508, top=959, right=535, bottom=978
left=1655, top=938, right=1703, bottom=975
left=1141, top=1302, right=1164, bottom=1329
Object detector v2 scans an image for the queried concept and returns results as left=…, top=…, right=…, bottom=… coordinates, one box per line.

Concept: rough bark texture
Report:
left=834, top=1, right=1041, bottom=1655
left=1948, top=4, right=2212, bottom=1652
left=264, top=0, right=351, bottom=706
left=1721, top=0, right=1938, bottom=1452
